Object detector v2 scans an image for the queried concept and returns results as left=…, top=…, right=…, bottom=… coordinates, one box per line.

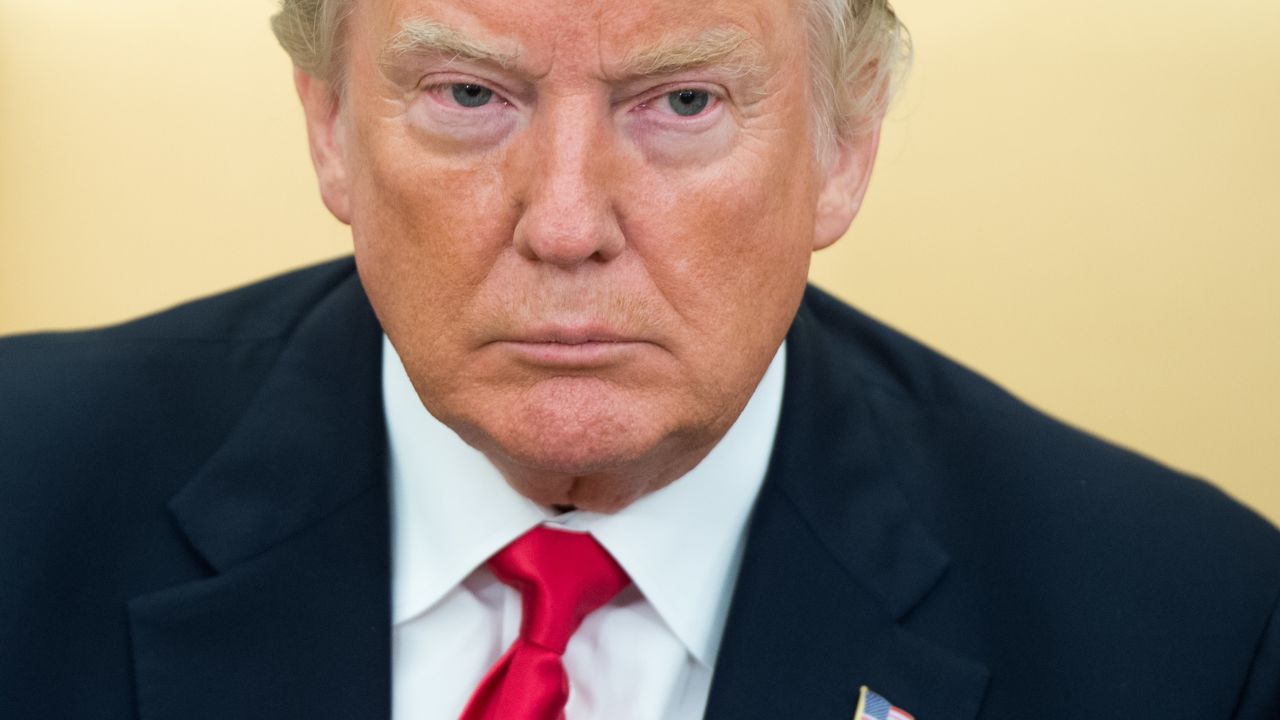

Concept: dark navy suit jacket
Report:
left=2, top=258, right=1278, bottom=719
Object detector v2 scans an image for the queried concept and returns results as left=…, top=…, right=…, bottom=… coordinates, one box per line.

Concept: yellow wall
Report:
left=2, top=0, right=1277, bottom=522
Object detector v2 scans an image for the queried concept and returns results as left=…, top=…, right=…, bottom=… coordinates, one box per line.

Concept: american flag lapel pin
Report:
left=854, top=685, right=915, bottom=720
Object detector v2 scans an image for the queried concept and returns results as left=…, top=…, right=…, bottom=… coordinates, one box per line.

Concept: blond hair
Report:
left=805, top=0, right=910, bottom=155
left=271, top=0, right=909, bottom=153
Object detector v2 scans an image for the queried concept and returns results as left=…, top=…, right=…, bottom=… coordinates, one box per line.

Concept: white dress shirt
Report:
left=384, top=336, right=785, bottom=720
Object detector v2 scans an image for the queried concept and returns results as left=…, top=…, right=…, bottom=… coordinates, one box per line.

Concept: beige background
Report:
left=2, top=0, right=1277, bottom=522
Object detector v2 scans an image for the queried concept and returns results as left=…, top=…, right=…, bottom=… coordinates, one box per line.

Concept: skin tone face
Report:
left=296, top=0, right=880, bottom=512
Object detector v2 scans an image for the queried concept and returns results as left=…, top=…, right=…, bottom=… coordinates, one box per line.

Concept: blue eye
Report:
left=666, top=89, right=710, bottom=117
left=452, top=84, right=494, bottom=108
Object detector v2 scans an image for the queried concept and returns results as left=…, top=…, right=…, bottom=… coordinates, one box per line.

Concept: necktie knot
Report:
left=460, top=525, right=630, bottom=720
left=487, top=525, right=630, bottom=653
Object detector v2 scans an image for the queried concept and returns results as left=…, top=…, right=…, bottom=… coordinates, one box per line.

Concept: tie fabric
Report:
left=459, top=525, right=630, bottom=720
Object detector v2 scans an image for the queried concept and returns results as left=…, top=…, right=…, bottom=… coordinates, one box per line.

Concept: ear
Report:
left=294, top=67, right=352, bottom=225
left=812, top=124, right=882, bottom=251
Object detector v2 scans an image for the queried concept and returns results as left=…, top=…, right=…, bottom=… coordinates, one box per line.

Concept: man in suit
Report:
left=2, top=0, right=1278, bottom=718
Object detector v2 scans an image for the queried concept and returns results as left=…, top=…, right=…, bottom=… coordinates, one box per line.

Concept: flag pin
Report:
left=854, top=685, right=915, bottom=720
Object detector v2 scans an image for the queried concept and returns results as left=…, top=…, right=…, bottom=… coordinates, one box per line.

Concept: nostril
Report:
left=512, top=204, right=626, bottom=267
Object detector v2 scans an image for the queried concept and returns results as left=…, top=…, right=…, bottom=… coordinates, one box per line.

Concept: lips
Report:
left=509, top=324, right=635, bottom=345
left=495, top=325, right=651, bottom=367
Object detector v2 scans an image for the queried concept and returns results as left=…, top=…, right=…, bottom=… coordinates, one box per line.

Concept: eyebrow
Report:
left=382, top=19, right=519, bottom=70
left=618, top=27, right=765, bottom=81
left=381, top=20, right=765, bottom=84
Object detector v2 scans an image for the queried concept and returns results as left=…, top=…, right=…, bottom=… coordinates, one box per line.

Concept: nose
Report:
left=511, top=102, right=625, bottom=268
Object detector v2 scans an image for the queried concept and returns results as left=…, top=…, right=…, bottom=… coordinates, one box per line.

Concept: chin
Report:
left=453, top=376, right=683, bottom=477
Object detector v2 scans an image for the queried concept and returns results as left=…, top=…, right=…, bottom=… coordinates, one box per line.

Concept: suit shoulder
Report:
left=797, top=283, right=1280, bottom=570
left=0, top=256, right=356, bottom=403
left=2, top=256, right=357, bottom=349
left=0, top=257, right=360, bottom=491
left=798, top=284, right=1021, bottom=413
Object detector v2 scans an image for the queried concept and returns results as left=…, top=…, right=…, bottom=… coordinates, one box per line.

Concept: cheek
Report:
left=346, top=122, right=518, bottom=370
left=352, top=119, right=512, bottom=275
left=622, top=135, right=818, bottom=331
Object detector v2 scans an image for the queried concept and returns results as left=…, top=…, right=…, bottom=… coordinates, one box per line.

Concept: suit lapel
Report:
left=128, top=272, right=392, bottom=720
left=704, top=296, right=990, bottom=720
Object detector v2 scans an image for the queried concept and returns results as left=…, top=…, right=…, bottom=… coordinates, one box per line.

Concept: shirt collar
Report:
left=385, top=336, right=785, bottom=668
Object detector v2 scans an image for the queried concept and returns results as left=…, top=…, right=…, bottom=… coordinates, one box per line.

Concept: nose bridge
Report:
left=513, top=96, right=624, bottom=267
left=542, top=101, right=601, bottom=194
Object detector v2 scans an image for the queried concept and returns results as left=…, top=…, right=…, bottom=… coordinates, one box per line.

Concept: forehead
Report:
left=361, top=0, right=802, bottom=73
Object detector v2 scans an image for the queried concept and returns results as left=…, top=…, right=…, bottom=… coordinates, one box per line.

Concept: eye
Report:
left=666, top=89, right=710, bottom=117
left=450, top=83, right=495, bottom=108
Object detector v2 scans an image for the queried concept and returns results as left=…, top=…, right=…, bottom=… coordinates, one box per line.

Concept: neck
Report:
left=489, top=439, right=719, bottom=514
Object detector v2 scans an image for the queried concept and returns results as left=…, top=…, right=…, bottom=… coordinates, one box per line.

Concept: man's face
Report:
left=301, top=0, right=876, bottom=509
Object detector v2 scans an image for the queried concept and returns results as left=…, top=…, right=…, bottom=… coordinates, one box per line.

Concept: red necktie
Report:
left=459, top=525, right=630, bottom=720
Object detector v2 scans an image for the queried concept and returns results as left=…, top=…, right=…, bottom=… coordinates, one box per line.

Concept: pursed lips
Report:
left=494, top=324, right=653, bottom=367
